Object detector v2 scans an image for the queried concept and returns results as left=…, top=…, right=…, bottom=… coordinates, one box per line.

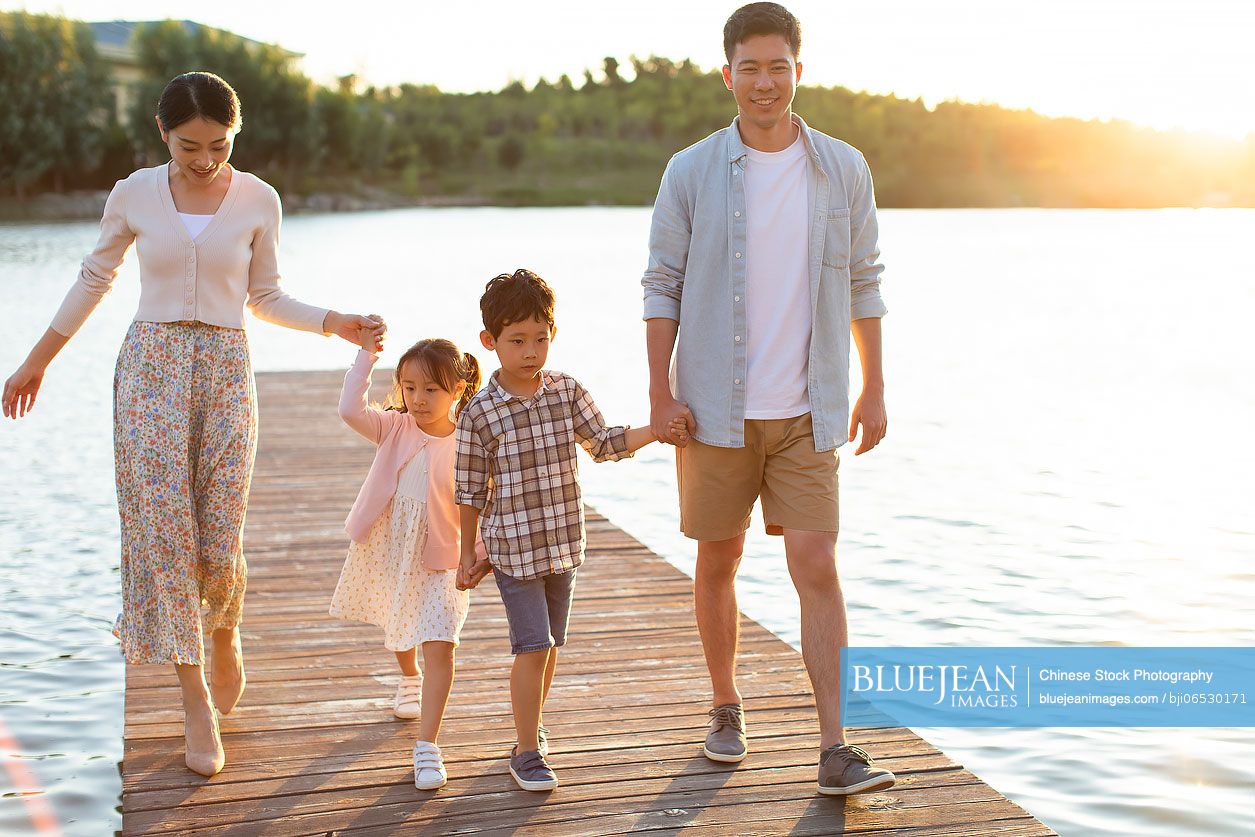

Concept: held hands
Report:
left=660, top=417, right=690, bottom=444
left=2, top=363, right=43, bottom=419
left=650, top=392, right=696, bottom=447
left=357, top=314, right=387, bottom=352
left=326, top=311, right=387, bottom=353
left=455, top=549, right=492, bottom=591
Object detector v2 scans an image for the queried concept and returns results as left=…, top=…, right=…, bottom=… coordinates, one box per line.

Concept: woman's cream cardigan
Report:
left=51, top=163, right=329, bottom=338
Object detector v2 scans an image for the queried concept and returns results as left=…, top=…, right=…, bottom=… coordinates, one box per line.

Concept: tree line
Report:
left=2, top=11, right=1253, bottom=207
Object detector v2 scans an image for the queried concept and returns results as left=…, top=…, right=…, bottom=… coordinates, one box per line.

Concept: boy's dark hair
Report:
left=480, top=269, right=556, bottom=338
left=723, top=2, right=802, bottom=64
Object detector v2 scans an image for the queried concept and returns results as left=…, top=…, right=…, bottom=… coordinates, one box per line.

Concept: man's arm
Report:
left=848, top=153, right=888, bottom=322
left=847, top=150, right=888, bottom=456
left=848, top=317, right=886, bottom=455
left=647, top=318, right=695, bottom=445
left=642, top=157, right=696, bottom=446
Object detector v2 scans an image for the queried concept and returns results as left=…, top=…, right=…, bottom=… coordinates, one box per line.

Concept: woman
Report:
left=1, top=72, right=386, bottom=777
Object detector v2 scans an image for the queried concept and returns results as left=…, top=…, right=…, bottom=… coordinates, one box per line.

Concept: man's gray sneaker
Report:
left=817, top=744, right=896, bottom=795
left=509, top=746, right=558, bottom=791
left=703, top=703, right=747, bottom=763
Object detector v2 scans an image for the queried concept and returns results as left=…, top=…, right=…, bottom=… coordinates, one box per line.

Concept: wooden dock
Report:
left=120, top=369, right=1055, bottom=835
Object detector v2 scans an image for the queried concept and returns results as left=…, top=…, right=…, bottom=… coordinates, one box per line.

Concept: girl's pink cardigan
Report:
left=338, top=350, right=482, bottom=570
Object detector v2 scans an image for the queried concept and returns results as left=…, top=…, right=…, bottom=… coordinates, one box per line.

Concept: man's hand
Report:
left=650, top=391, right=696, bottom=447
left=848, top=385, right=887, bottom=455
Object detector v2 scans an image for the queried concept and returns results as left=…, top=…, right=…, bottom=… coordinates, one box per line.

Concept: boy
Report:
left=455, top=268, right=663, bottom=791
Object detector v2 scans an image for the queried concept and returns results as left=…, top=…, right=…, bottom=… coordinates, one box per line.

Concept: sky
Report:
left=10, top=0, right=1255, bottom=138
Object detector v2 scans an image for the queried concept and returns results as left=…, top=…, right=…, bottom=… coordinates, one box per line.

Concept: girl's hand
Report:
left=359, top=314, right=387, bottom=352
left=325, top=312, right=387, bottom=352
left=3, top=363, right=45, bottom=419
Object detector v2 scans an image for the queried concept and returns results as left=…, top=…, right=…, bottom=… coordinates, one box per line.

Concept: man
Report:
left=642, top=2, right=894, bottom=795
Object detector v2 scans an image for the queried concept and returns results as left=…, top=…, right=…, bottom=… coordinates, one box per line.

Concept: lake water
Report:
left=1, top=207, right=1253, bottom=835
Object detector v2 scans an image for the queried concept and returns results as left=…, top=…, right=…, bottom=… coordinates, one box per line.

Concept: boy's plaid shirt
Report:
left=455, top=369, right=633, bottom=579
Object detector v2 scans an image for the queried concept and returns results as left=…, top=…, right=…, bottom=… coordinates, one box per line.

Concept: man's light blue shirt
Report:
left=642, top=114, right=887, bottom=452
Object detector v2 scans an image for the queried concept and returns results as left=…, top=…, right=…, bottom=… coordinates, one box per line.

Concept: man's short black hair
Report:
left=723, top=2, right=802, bottom=64
left=479, top=268, right=556, bottom=338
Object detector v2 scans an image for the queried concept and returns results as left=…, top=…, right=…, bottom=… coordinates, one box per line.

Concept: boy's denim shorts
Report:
left=494, top=568, right=578, bottom=655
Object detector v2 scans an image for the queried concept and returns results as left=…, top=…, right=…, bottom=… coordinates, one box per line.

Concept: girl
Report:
left=330, top=336, right=483, bottom=790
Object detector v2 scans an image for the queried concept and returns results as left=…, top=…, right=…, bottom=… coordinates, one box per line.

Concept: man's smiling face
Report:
left=722, top=33, right=802, bottom=132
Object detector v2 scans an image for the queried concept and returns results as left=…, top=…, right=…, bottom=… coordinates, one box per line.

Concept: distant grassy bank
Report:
left=4, top=12, right=1254, bottom=212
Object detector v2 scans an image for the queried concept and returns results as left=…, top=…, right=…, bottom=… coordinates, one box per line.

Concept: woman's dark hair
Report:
left=479, top=269, right=556, bottom=338
left=156, top=72, right=242, bottom=133
left=723, top=2, right=802, bottom=63
left=386, top=338, right=481, bottom=418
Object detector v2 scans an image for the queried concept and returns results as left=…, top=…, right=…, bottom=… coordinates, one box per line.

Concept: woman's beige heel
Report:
left=209, top=628, right=246, bottom=715
left=184, top=704, right=226, bottom=777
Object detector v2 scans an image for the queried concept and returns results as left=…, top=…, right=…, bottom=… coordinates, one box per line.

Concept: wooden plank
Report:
left=119, top=369, right=1055, bottom=835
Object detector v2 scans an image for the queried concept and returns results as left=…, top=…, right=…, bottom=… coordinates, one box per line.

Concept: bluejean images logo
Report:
left=851, top=661, right=1020, bottom=709
left=840, top=647, right=1254, bottom=728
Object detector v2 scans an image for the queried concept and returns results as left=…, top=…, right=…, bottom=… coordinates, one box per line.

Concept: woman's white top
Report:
left=177, top=212, right=214, bottom=239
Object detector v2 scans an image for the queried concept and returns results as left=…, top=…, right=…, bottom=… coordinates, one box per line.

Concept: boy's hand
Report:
left=456, top=551, right=492, bottom=590
left=666, top=416, right=690, bottom=445
left=465, top=558, right=492, bottom=588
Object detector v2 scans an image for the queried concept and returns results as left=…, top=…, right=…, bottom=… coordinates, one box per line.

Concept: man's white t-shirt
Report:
left=743, top=130, right=812, bottom=420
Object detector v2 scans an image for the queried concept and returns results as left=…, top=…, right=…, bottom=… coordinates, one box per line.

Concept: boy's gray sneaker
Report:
left=817, top=744, right=896, bottom=795
left=703, top=703, right=748, bottom=763
left=514, top=725, right=549, bottom=758
left=509, top=746, right=558, bottom=791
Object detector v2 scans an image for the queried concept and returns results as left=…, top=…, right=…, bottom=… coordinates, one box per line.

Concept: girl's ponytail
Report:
left=456, top=351, right=481, bottom=417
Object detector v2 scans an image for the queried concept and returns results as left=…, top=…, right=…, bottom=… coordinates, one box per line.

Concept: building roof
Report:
left=88, top=20, right=302, bottom=58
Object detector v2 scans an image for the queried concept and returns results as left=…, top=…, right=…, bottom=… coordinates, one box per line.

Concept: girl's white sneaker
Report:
left=413, top=740, right=447, bottom=790
left=393, top=674, right=423, bottom=719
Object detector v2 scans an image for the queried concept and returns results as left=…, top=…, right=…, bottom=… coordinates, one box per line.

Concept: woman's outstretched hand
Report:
left=325, top=311, right=387, bottom=352
left=3, top=364, right=44, bottom=419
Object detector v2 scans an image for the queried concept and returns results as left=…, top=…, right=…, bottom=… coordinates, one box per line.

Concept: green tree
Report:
left=0, top=11, right=112, bottom=196
left=126, top=20, right=314, bottom=183
left=498, top=136, right=525, bottom=171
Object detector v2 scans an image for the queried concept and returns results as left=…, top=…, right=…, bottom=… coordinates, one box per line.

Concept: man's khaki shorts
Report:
left=676, top=412, right=839, bottom=541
